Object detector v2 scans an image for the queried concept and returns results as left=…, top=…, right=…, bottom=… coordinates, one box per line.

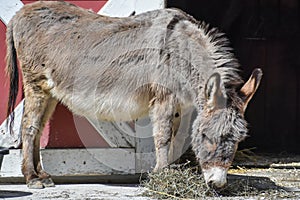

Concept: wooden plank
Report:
left=98, top=0, right=165, bottom=17
left=0, top=0, right=23, bottom=25
left=48, top=111, right=110, bottom=148
left=87, top=118, right=135, bottom=148
left=135, top=117, right=156, bottom=172
left=0, top=148, right=135, bottom=178
left=0, top=100, right=24, bottom=148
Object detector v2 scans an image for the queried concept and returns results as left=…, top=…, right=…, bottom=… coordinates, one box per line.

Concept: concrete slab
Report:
left=0, top=184, right=154, bottom=200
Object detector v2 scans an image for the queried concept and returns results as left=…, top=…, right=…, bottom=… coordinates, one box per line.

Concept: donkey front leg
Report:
left=22, top=86, right=56, bottom=189
left=150, top=95, right=175, bottom=172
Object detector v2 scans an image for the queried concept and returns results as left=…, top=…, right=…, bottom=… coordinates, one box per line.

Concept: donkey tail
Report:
left=5, top=21, right=19, bottom=131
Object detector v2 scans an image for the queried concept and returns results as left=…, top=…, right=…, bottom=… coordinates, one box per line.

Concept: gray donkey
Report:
left=6, top=1, right=262, bottom=189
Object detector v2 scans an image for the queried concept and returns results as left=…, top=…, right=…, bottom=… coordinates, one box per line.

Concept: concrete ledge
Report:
left=0, top=148, right=137, bottom=183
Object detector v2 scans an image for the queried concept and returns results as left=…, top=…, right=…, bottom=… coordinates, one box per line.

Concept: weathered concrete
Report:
left=0, top=184, right=153, bottom=200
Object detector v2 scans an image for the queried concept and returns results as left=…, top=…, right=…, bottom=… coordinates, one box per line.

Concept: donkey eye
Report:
left=221, top=133, right=232, bottom=142
left=202, top=134, right=213, bottom=144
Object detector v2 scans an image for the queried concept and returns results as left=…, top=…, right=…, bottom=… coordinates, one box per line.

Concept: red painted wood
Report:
left=46, top=105, right=110, bottom=148
left=0, top=20, right=8, bottom=124
left=0, top=21, right=23, bottom=124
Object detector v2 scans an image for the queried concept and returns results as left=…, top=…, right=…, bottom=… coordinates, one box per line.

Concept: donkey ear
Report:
left=205, top=73, right=227, bottom=111
left=240, top=68, right=263, bottom=111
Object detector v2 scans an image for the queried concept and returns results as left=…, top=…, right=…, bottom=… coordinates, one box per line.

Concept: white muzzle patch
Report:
left=203, top=167, right=227, bottom=188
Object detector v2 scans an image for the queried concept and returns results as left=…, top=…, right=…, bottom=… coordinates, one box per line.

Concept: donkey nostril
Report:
left=207, top=180, right=214, bottom=188
left=207, top=180, right=226, bottom=189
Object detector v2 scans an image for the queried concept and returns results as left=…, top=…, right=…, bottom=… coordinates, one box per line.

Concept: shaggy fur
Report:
left=5, top=1, right=262, bottom=189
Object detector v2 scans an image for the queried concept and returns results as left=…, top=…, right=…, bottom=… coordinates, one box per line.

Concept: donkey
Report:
left=6, top=1, right=262, bottom=189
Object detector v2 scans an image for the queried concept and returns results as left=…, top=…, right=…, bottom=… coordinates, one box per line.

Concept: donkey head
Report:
left=192, top=68, right=262, bottom=189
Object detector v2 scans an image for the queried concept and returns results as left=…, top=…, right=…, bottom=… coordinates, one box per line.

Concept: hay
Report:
left=141, top=162, right=212, bottom=199
left=234, top=148, right=259, bottom=163
left=141, top=162, right=299, bottom=199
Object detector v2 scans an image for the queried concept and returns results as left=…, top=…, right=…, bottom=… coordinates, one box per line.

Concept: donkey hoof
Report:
left=153, top=166, right=160, bottom=173
left=41, top=177, right=55, bottom=187
left=153, top=164, right=168, bottom=173
left=27, top=178, right=44, bottom=189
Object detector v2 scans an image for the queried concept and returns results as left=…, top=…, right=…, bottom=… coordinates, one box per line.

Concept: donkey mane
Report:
left=196, top=22, right=243, bottom=88
left=165, top=8, right=243, bottom=94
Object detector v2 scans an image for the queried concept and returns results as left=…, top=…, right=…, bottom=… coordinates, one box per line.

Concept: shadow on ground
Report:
left=227, top=174, right=280, bottom=190
left=219, top=173, right=300, bottom=198
left=0, top=190, right=32, bottom=198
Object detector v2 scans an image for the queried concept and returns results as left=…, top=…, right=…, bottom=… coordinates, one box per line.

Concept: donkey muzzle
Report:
left=203, top=167, right=228, bottom=188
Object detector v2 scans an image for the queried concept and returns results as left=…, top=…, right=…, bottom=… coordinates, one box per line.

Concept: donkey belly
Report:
left=93, top=96, right=150, bottom=121
left=50, top=86, right=150, bottom=121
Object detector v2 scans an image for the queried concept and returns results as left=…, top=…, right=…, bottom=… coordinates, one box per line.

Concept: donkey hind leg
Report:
left=36, top=98, right=58, bottom=187
left=22, top=89, right=57, bottom=189
left=150, top=95, right=175, bottom=172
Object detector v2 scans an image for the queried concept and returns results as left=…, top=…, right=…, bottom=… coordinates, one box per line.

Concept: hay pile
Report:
left=141, top=163, right=212, bottom=199
left=141, top=162, right=299, bottom=199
